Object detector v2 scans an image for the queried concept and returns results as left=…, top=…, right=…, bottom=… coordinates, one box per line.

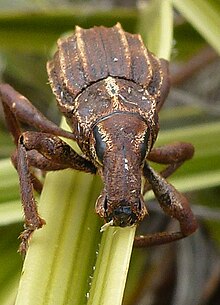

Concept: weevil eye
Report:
left=93, top=125, right=106, bottom=164
left=140, top=129, right=151, bottom=161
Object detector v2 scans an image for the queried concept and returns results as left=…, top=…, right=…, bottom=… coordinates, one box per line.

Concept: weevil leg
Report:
left=156, top=58, right=170, bottom=112
left=17, top=140, right=46, bottom=255
left=0, top=84, right=97, bottom=254
left=14, top=131, right=96, bottom=255
left=13, top=149, right=75, bottom=171
left=0, top=86, right=45, bottom=193
left=0, top=83, right=76, bottom=140
left=0, top=84, right=81, bottom=188
left=11, top=150, right=45, bottom=193
left=147, top=142, right=194, bottom=165
left=134, top=163, right=198, bottom=247
left=20, top=131, right=97, bottom=174
left=144, top=142, right=194, bottom=193
left=11, top=149, right=73, bottom=194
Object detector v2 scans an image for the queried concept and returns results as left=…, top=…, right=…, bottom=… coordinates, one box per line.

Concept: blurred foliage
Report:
left=0, top=1, right=220, bottom=305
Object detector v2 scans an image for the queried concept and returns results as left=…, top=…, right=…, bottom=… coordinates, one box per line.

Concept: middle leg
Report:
left=144, top=142, right=194, bottom=193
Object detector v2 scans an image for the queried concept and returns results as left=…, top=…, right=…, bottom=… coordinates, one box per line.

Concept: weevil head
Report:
left=90, top=112, right=154, bottom=227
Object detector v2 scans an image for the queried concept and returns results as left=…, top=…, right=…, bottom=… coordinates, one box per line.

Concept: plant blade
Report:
left=173, top=0, right=220, bottom=55
left=88, top=227, right=136, bottom=305
left=138, top=0, right=173, bottom=60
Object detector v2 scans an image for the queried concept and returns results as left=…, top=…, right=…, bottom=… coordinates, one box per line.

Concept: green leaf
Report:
left=0, top=9, right=138, bottom=53
left=0, top=223, right=22, bottom=305
left=0, top=159, right=20, bottom=205
left=138, top=0, right=173, bottom=60
left=157, top=121, right=220, bottom=191
left=0, top=201, right=22, bottom=226
left=173, top=0, right=220, bottom=55
left=88, top=227, right=136, bottom=305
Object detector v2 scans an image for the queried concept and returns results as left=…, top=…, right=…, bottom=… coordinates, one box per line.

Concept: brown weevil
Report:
left=0, top=23, right=198, bottom=254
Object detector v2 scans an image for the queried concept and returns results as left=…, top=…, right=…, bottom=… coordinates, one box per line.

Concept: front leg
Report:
left=17, top=139, right=45, bottom=255
left=134, top=163, right=198, bottom=247
left=16, top=131, right=96, bottom=255
left=0, top=84, right=81, bottom=191
left=20, top=131, right=96, bottom=174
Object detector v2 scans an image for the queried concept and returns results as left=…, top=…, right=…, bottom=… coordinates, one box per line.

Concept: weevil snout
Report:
left=92, top=112, right=150, bottom=228
left=108, top=201, right=137, bottom=227
left=109, top=206, right=136, bottom=227
left=109, top=198, right=147, bottom=227
left=96, top=193, right=147, bottom=227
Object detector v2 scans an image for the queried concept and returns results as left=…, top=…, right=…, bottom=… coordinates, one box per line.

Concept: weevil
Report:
left=0, top=23, right=198, bottom=254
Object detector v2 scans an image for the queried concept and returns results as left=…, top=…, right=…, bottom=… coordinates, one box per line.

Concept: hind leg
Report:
left=135, top=163, right=198, bottom=247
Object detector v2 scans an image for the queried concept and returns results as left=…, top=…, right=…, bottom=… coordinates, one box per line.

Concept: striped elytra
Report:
left=47, top=23, right=170, bottom=155
left=48, top=24, right=169, bottom=104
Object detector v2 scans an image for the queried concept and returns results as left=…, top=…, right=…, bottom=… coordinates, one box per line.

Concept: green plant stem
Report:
left=138, top=0, right=173, bottom=60
left=88, top=227, right=136, bottom=305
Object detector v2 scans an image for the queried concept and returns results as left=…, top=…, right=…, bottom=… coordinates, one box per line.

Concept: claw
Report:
left=18, top=228, right=34, bottom=257
left=18, top=217, right=46, bottom=256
